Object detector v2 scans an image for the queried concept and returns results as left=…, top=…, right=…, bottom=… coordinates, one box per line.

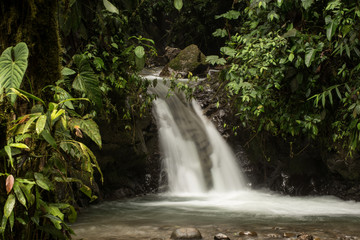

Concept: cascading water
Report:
left=72, top=69, right=360, bottom=240
left=151, top=83, right=245, bottom=194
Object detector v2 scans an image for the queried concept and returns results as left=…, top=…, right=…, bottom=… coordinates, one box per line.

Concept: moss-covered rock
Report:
left=160, top=44, right=207, bottom=77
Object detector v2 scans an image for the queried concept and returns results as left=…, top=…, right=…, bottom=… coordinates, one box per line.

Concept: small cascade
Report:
left=150, top=81, right=246, bottom=194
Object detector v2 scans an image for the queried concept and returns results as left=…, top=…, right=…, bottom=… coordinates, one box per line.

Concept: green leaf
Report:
left=212, top=28, right=228, bottom=38
left=288, top=53, right=295, bottom=62
left=73, top=55, right=102, bottom=108
left=174, top=0, right=183, bottom=11
left=206, top=55, right=226, bottom=65
left=12, top=88, right=45, bottom=105
left=13, top=181, right=27, bottom=208
left=134, top=46, right=145, bottom=59
left=34, top=173, right=53, bottom=191
left=9, top=143, right=30, bottom=150
left=36, top=115, right=47, bottom=135
left=41, top=130, right=57, bottom=148
left=0, top=42, right=29, bottom=104
left=4, top=193, right=16, bottom=218
left=61, top=67, right=76, bottom=76
left=69, top=118, right=102, bottom=148
left=326, top=17, right=338, bottom=41
left=305, top=48, right=316, bottom=67
left=68, top=205, right=77, bottom=223
left=4, top=145, right=14, bottom=169
left=53, top=86, right=74, bottom=109
left=22, top=115, right=40, bottom=134
left=216, top=10, right=241, bottom=20
left=301, top=0, right=314, bottom=10
left=103, top=0, right=119, bottom=14
left=220, top=47, right=237, bottom=57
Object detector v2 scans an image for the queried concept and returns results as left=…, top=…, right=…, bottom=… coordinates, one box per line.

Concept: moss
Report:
left=168, top=44, right=206, bottom=72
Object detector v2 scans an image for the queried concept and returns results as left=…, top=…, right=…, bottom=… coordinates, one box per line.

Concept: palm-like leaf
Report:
left=0, top=42, right=29, bottom=104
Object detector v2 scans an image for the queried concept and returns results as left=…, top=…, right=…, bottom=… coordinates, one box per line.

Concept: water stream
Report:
left=73, top=70, right=360, bottom=239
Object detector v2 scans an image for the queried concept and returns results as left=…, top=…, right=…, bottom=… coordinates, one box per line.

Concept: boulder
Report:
left=170, top=228, right=203, bottom=240
left=214, top=233, right=230, bottom=240
left=297, top=234, right=313, bottom=240
left=164, top=46, right=181, bottom=62
left=160, top=44, right=207, bottom=77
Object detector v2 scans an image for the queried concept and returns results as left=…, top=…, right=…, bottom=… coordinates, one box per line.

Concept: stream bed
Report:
left=72, top=190, right=360, bottom=240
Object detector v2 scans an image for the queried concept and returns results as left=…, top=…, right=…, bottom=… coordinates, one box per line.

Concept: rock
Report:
left=239, top=231, right=257, bottom=237
left=297, top=234, right=313, bottom=240
left=266, top=233, right=282, bottom=238
left=214, top=233, right=230, bottom=240
left=164, top=46, right=181, bottom=61
left=170, top=228, right=203, bottom=240
left=283, top=232, right=296, bottom=238
left=160, top=44, right=207, bottom=77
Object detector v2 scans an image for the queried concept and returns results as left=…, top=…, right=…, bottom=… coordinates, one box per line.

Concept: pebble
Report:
left=170, top=227, right=203, bottom=239
left=214, top=233, right=230, bottom=240
left=239, top=231, right=258, bottom=237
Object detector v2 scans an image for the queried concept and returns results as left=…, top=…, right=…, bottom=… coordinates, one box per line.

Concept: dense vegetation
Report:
left=0, top=0, right=360, bottom=239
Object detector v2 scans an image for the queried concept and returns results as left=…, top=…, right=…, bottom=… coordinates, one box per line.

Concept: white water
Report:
left=72, top=70, right=360, bottom=239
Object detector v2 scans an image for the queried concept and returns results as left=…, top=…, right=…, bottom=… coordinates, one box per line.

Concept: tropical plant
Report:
left=0, top=43, right=102, bottom=239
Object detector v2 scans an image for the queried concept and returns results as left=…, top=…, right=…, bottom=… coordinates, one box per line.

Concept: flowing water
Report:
left=73, top=69, right=360, bottom=239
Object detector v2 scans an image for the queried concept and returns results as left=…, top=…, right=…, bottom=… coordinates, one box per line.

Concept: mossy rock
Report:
left=160, top=44, right=207, bottom=77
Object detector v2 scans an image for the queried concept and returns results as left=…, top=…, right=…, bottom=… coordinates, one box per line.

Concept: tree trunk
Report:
left=0, top=0, right=61, bottom=99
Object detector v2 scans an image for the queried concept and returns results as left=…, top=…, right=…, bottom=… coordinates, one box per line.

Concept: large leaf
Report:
left=69, top=118, right=102, bottom=148
left=325, top=16, right=338, bottom=41
left=34, top=173, right=53, bottom=191
left=0, top=42, right=29, bottom=104
left=13, top=181, right=27, bottom=208
left=103, top=0, right=119, bottom=14
left=36, top=115, right=47, bottom=135
left=72, top=55, right=102, bottom=108
left=6, top=175, right=14, bottom=194
left=305, top=48, right=316, bottom=67
left=174, top=0, right=183, bottom=11
left=4, top=193, right=16, bottom=218
left=134, top=46, right=145, bottom=59
left=301, top=0, right=314, bottom=10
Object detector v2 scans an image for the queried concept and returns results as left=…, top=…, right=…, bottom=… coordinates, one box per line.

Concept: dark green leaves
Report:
left=0, top=42, right=29, bottom=104
left=301, top=0, right=314, bottom=10
left=325, top=16, right=339, bottom=41
left=72, top=55, right=102, bottom=108
left=216, top=10, right=240, bottom=20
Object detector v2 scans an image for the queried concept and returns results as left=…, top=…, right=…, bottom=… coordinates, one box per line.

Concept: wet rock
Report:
left=283, top=232, right=296, bottom=238
left=297, top=234, right=313, bottom=240
left=339, top=236, right=358, bottom=240
left=170, top=227, right=203, bottom=239
left=266, top=233, right=282, bottom=238
left=164, top=46, right=181, bottom=62
left=214, top=233, right=230, bottom=240
left=239, top=231, right=257, bottom=237
left=160, top=44, right=207, bottom=77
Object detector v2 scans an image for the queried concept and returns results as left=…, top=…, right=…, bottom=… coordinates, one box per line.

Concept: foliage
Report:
left=210, top=0, right=360, bottom=155
left=0, top=43, right=102, bottom=239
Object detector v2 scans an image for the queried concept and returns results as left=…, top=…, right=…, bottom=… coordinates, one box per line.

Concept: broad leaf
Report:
left=41, top=130, right=57, bottom=148
left=134, top=46, right=145, bottom=59
left=72, top=55, right=102, bottom=108
left=206, top=55, right=226, bottom=65
left=13, top=181, right=27, bottom=208
left=61, top=67, right=76, bottom=76
left=220, top=47, right=237, bottom=57
left=215, top=10, right=241, bottom=20
left=212, top=28, right=228, bottom=38
left=326, top=17, right=338, bottom=41
left=103, top=0, right=119, bottom=14
left=174, top=0, right=183, bottom=11
left=9, top=143, right=30, bottom=150
left=34, top=173, right=53, bottom=191
left=69, top=118, right=102, bottom=148
left=0, top=42, right=29, bottom=104
left=36, top=115, right=47, bottom=135
left=305, top=48, right=316, bottom=67
left=301, top=0, right=314, bottom=10
left=4, top=193, right=16, bottom=218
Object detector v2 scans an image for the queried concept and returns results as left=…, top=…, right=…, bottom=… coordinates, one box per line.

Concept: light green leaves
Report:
left=215, top=10, right=241, bottom=20
left=301, top=0, right=314, bottom=10
left=221, top=47, right=237, bottom=57
left=36, top=115, right=47, bottom=135
left=134, top=46, right=145, bottom=59
left=34, top=173, right=53, bottom=191
left=69, top=118, right=102, bottom=148
left=174, top=0, right=183, bottom=11
left=4, top=194, right=16, bottom=218
left=0, top=42, right=29, bottom=104
left=213, top=28, right=228, bottom=38
left=103, top=0, right=119, bottom=14
left=206, top=55, right=226, bottom=65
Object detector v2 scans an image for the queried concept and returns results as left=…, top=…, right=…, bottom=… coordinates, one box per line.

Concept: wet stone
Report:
left=170, top=228, right=203, bottom=240
left=214, top=233, right=230, bottom=240
left=284, top=232, right=296, bottom=238
left=297, top=234, right=313, bottom=240
left=239, top=231, right=258, bottom=237
left=266, top=233, right=282, bottom=238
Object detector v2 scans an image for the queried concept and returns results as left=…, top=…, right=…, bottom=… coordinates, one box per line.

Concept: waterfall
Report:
left=151, top=82, right=246, bottom=194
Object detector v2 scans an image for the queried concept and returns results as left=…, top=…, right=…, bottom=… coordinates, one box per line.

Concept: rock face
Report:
left=170, top=228, right=203, bottom=240
left=160, top=44, right=207, bottom=77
